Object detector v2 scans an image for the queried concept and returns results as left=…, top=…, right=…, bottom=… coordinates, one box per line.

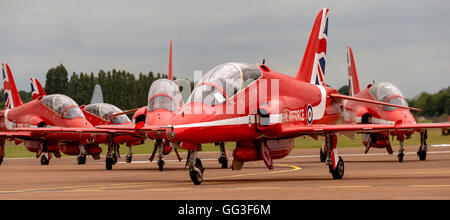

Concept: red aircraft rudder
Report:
left=168, top=39, right=173, bottom=80
left=30, top=77, right=46, bottom=100
left=347, top=45, right=361, bottom=96
left=296, top=8, right=329, bottom=86
left=2, top=63, right=23, bottom=109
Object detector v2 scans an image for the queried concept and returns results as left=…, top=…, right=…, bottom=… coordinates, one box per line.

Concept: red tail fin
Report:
left=347, top=45, right=361, bottom=96
left=296, top=8, right=329, bottom=86
left=2, top=63, right=23, bottom=109
left=168, top=39, right=173, bottom=80
left=30, top=78, right=46, bottom=100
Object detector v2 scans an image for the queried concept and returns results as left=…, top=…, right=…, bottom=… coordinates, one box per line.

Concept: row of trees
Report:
left=0, top=64, right=448, bottom=120
left=43, top=64, right=170, bottom=110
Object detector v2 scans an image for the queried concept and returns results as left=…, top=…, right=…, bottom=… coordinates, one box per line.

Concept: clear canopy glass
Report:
left=85, top=103, right=131, bottom=124
left=147, top=79, right=183, bottom=112
left=369, top=82, right=409, bottom=111
left=188, top=62, right=262, bottom=106
left=42, top=94, right=85, bottom=119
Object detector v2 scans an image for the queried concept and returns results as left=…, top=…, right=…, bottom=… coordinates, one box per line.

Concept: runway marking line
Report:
left=205, top=164, right=302, bottom=180
left=0, top=164, right=301, bottom=194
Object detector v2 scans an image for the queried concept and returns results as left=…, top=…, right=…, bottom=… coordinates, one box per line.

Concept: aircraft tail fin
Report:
left=2, top=63, right=23, bottom=109
left=296, top=8, right=329, bottom=86
left=347, top=45, right=361, bottom=96
left=90, top=84, right=104, bottom=104
left=168, top=39, right=173, bottom=80
left=30, top=78, right=46, bottom=100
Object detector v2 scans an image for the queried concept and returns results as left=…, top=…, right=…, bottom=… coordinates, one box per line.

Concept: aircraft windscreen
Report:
left=369, top=82, right=409, bottom=111
left=188, top=62, right=262, bottom=106
left=147, top=79, right=183, bottom=112
left=42, top=94, right=85, bottom=119
left=85, top=103, right=130, bottom=124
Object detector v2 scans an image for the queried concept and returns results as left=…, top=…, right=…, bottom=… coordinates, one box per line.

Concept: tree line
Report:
left=0, top=64, right=448, bottom=121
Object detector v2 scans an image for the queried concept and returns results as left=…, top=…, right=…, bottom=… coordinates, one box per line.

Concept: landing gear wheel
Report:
left=189, top=158, right=204, bottom=185
left=319, top=148, right=326, bottom=162
left=218, top=157, right=228, bottom=169
left=105, top=157, right=114, bottom=170
left=158, top=159, right=165, bottom=171
left=126, top=154, right=133, bottom=163
left=398, top=152, right=404, bottom=163
left=40, top=155, right=50, bottom=165
left=417, top=150, right=427, bottom=161
left=77, top=155, right=86, bottom=165
left=112, top=154, right=118, bottom=165
left=0, top=156, right=3, bottom=165
left=330, top=156, right=344, bottom=179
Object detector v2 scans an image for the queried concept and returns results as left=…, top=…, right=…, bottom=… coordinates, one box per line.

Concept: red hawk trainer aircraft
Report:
left=29, top=78, right=146, bottom=167
left=337, top=45, right=450, bottom=162
left=0, top=63, right=106, bottom=165
left=97, top=40, right=188, bottom=171
left=164, top=8, right=450, bottom=185
left=99, top=40, right=231, bottom=170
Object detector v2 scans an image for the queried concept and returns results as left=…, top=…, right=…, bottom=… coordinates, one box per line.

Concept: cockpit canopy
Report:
left=147, top=79, right=183, bottom=112
left=188, top=62, right=262, bottom=106
left=85, top=103, right=131, bottom=124
left=369, top=82, right=409, bottom=111
left=42, top=94, right=85, bottom=119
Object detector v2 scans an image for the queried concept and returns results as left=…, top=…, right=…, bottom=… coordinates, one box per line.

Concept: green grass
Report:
left=3, top=129, right=449, bottom=158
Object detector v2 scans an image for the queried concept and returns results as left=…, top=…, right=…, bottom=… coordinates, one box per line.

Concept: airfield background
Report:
left=0, top=63, right=448, bottom=122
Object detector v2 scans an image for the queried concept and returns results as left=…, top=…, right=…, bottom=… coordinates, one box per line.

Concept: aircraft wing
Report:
left=280, top=122, right=450, bottom=137
left=12, top=127, right=116, bottom=134
left=330, top=93, right=421, bottom=111
left=0, top=131, right=34, bottom=139
left=96, top=123, right=167, bottom=139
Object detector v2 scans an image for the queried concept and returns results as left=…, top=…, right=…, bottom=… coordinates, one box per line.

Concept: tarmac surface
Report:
left=1, top=145, right=450, bottom=200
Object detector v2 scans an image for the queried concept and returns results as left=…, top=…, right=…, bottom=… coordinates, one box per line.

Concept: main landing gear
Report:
left=417, top=130, right=428, bottom=161
left=77, top=144, right=87, bottom=165
left=323, top=133, right=344, bottom=179
left=396, top=130, right=428, bottom=163
left=216, top=142, right=229, bottom=168
left=40, top=153, right=51, bottom=165
left=105, top=134, right=120, bottom=170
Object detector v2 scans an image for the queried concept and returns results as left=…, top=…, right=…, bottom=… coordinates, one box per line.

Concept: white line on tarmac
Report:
left=118, top=149, right=450, bottom=164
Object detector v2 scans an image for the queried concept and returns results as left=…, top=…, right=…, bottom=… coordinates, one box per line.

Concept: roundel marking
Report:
left=307, top=104, right=313, bottom=125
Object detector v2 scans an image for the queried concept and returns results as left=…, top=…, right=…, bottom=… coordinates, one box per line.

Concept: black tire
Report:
left=319, top=149, right=326, bottom=162
left=158, top=159, right=165, bottom=171
left=106, top=157, right=114, bottom=170
left=398, top=153, right=404, bottom=163
left=126, top=155, right=132, bottom=163
left=218, top=157, right=228, bottom=169
left=112, top=154, right=118, bottom=165
left=189, top=158, right=205, bottom=185
left=0, top=155, right=3, bottom=165
left=40, top=155, right=50, bottom=165
left=77, top=155, right=86, bottom=165
left=417, top=150, right=427, bottom=161
left=330, top=156, right=344, bottom=179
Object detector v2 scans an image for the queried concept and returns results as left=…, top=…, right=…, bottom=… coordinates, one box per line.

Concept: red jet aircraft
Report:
left=336, top=45, right=449, bottom=162
left=97, top=40, right=208, bottom=171
left=30, top=77, right=146, bottom=168
left=162, top=8, right=450, bottom=185
left=0, top=63, right=105, bottom=165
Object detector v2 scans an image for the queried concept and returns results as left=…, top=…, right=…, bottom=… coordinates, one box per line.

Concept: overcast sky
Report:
left=0, top=0, right=449, bottom=98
